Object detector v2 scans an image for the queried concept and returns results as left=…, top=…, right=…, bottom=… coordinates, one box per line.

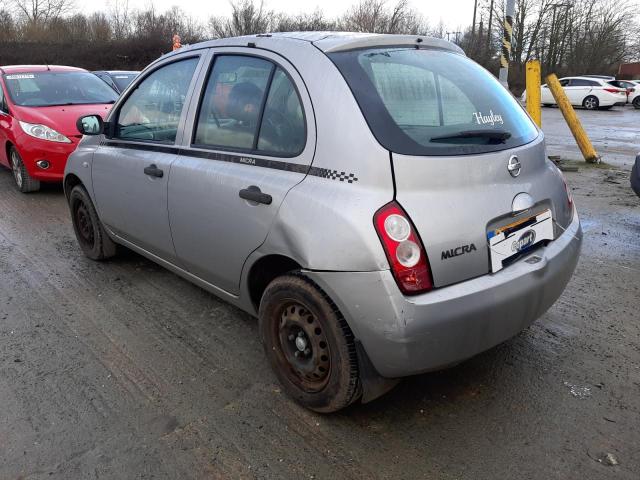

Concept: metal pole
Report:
left=471, top=0, right=478, bottom=38
left=526, top=60, right=542, bottom=127
left=486, top=0, right=494, bottom=50
left=498, top=0, right=515, bottom=88
left=546, top=74, right=599, bottom=163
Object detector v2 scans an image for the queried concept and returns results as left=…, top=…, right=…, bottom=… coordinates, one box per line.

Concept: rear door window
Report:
left=257, top=68, right=305, bottom=155
left=330, top=48, right=538, bottom=156
left=194, top=56, right=272, bottom=150
left=193, top=55, right=306, bottom=156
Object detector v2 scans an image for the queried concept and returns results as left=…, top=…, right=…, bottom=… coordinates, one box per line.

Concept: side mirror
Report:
left=76, top=114, right=104, bottom=135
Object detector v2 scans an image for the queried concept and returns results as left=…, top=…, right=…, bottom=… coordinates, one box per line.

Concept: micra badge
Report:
left=441, top=243, right=477, bottom=260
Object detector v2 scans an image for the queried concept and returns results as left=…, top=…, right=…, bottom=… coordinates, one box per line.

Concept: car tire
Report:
left=259, top=273, right=360, bottom=413
left=10, top=147, right=40, bottom=193
left=69, top=184, right=117, bottom=260
left=633, top=97, right=640, bottom=109
left=582, top=95, right=599, bottom=110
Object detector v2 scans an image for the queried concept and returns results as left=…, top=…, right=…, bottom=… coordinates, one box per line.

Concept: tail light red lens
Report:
left=603, top=88, right=623, bottom=94
left=374, top=202, right=433, bottom=295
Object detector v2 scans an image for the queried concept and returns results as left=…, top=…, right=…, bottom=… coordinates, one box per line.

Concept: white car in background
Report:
left=628, top=80, right=640, bottom=108
left=608, top=79, right=637, bottom=103
left=539, top=76, right=627, bottom=110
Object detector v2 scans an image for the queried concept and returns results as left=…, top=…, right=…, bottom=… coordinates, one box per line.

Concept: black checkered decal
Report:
left=309, top=167, right=359, bottom=183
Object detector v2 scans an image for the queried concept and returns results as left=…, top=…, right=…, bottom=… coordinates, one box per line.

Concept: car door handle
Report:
left=239, top=186, right=272, bottom=205
left=143, top=164, right=163, bottom=178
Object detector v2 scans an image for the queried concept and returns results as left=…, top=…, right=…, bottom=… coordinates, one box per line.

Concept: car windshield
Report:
left=4, top=71, right=118, bottom=107
left=329, top=47, right=539, bottom=156
left=111, top=74, right=137, bottom=92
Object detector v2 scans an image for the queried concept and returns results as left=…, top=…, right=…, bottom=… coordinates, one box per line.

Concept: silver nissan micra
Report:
left=65, top=32, right=582, bottom=412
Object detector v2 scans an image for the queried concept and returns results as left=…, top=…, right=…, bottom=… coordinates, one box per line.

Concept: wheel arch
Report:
left=64, top=173, right=83, bottom=200
left=4, top=140, right=15, bottom=165
left=246, top=254, right=303, bottom=312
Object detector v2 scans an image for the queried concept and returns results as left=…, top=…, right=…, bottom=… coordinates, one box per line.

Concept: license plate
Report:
left=487, top=209, right=554, bottom=272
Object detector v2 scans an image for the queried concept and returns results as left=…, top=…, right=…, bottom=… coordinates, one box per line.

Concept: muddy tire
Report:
left=582, top=95, right=599, bottom=110
left=259, top=273, right=360, bottom=413
left=10, top=147, right=40, bottom=193
left=69, top=184, right=117, bottom=260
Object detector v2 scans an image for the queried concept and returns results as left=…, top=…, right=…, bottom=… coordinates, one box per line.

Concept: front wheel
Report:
left=583, top=95, right=599, bottom=110
left=10, top=147, right=40, bottom=193
left=259, top=274, right=360, bottom=413
left=633, top=97, right=640, bottom=109
left=69, top=184, right=117, bottom=260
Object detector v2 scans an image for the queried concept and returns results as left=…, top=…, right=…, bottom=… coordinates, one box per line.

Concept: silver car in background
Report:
left=65, top=32, right=582, bottom=412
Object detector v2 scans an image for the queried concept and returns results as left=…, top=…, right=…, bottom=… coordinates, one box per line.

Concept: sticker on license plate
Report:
left=488, top=209, right=554, bottom=272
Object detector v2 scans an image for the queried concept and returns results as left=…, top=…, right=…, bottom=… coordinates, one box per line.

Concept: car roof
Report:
left=561, top=76, right=606, bottom=83
left=93, top=70, right=140, bottom=75
left=0, top=65, right=87, bottom=74
left=159, top=31, right=463, bottom=62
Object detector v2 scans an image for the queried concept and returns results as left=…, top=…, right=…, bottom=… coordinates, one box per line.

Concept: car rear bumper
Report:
left=306, top=208, right=582, bottom=378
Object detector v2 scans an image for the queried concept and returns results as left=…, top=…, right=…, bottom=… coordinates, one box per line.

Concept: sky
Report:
left=96, top=0, right=478, bottom=30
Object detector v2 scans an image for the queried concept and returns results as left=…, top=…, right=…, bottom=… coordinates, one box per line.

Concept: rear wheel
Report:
left=582, top=95, right=599, bottom=110
left=259, top=274, right=360, bottom=413
left=69, top=184, right=117, bottom=260
left=10, top=147, right=40, bottom=193
left=633, top=97, right=640, bottom=109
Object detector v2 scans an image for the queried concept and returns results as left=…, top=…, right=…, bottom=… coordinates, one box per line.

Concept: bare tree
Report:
left=13, top=0, right=75, bottom=25
left=209, top=0, right=273, bottom=38
left=273, top=9, right=336, bottom=32
left=109, top=0, right=131, bottom=39
left=339, top=0, right=428, bottom=34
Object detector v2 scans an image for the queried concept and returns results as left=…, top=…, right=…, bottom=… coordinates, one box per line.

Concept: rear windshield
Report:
left=4, top=71, right=118, bottom=107
left=111, top=74, right=137, bottom=91
left=329, top=48, right=538, bottom=156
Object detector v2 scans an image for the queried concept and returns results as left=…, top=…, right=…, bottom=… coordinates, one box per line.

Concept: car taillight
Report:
left=374, top=202, right=433, bottom=295
left=603, top=88, right=623, bottom=94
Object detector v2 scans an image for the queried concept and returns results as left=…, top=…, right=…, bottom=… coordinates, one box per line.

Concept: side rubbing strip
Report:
left=100, top=141, right=358, bottom=182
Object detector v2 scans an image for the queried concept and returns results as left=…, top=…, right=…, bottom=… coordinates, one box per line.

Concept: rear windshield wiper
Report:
left=430, top=129, right=512, bottom=142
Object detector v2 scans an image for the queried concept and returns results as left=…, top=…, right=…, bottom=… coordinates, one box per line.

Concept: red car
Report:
left=0, top=65, right=117, bottom=192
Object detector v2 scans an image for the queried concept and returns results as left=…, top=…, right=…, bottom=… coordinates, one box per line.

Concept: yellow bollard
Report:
left=545, top=73, right=600, bottom=163
left=525, top=60, right=541, bottom=127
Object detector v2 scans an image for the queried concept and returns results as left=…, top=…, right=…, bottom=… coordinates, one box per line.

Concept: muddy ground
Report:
left=0, top=107, right=639, bottom=479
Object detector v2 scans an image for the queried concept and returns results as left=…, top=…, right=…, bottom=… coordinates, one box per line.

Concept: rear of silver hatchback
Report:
left=64, top=33, right=582, bottom=414
left=295, top=42, right=581, bottom=406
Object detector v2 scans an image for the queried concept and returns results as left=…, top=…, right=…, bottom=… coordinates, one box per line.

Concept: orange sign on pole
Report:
left=172, top=34, right=182, bottom=51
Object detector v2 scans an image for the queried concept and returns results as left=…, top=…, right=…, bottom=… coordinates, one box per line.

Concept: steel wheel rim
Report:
left=274, top=301, right=331, bottom=392
left=585, top=98, right=597, bottom=109
left=75, top=202, right=95, bottom=247
left=10, top=151, right=22, bottom=188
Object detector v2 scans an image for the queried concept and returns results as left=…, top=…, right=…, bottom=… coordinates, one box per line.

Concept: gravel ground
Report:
left=0, top=106, right=639, bottom=479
